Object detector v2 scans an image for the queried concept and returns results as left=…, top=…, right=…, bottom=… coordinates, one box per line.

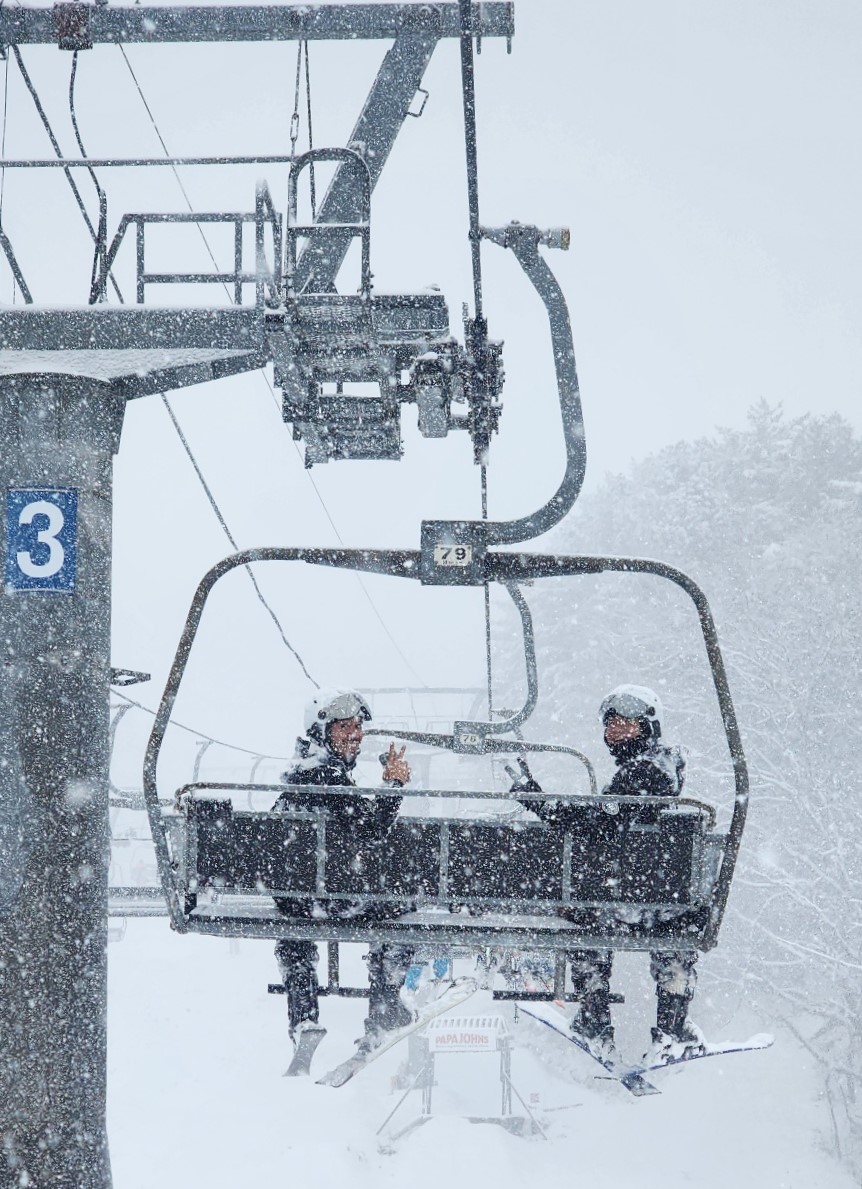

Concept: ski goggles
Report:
left=599, top=692, right=655, bottom=722
left=321, top=692, right=372, bottom=724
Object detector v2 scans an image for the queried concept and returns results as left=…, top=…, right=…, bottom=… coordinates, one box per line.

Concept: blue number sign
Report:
left=5, top=488, right=78, bottom=592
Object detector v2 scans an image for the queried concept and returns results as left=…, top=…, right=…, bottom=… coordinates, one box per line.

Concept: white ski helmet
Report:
left=599, top=684, right=663, bottom=739
left=303, top=687, right=372, bottom=741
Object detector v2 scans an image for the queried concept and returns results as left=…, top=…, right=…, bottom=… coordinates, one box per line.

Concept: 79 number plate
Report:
left=433, top=544, right=473, bottom=567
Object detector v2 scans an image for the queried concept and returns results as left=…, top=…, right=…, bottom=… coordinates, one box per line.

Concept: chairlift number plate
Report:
left=434, top=544, right=473, bottom=567
left=5, top=488, right=78, bottom=592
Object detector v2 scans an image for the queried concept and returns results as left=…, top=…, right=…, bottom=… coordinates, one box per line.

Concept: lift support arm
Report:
left=0, top=3, right=514, bottom=48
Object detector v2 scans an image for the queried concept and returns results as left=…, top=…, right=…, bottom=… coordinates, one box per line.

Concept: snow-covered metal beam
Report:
left=0, top=3, right=514, bottom=49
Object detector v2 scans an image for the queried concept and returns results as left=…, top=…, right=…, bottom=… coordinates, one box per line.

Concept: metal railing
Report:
left=95, top=180, right=283, bottom=306
left=285, top=148, right=372, bottom=298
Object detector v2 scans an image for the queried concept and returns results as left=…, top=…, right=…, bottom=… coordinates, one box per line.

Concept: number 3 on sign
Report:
left=5, top=488, right=78, bottom=592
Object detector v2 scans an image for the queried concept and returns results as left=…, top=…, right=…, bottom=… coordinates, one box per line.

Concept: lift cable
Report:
left=112, top=45, right=321, bottom=685
left=118, top=43, right=229, bottom=292
left=289, top=39, right=317, bottom=214
left=161, top=394, right=319, bottom=687
left=121, top=41, right=428, bottom=689
left=0, top=49, right=32, bottom=303
left=458, top=0, right=484, bottom=320
left=10, top=45, right=122, bottom=301
left=68, top=50, right=112, bottom=304
left=53, top=54, right=305, bottom=679
left=112, top=689, right=291, bottom=763
left=303, top=40, right=317, bottom=217
left=457, top=0, right=494, bottom=718
left=112, top=676, right=434, bottom=766
left=285, top=425, right=430, bottom=687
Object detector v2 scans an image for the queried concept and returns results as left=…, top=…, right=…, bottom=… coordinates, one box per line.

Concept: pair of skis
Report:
left=288, top=981, right=772, bottom=1095
left=518, top=1001, right=773, bottom=1097
left=284, top=976, right=478, bottom=1086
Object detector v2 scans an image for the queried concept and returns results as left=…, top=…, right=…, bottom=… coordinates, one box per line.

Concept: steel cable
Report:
left=0, top=53, right=32, bottom=303
left=68, top=50, right=112, bottom=303
left=457, top=0, right=494, bottom=717
left=11, top=44, right=121, bottom=300
left=121, top=41, right=426, bottom=687
left=161, top=394, right=319, bottom=687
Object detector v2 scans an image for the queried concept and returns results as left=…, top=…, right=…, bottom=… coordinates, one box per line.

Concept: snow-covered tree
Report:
left=494, top=403, right=862, bottom=1171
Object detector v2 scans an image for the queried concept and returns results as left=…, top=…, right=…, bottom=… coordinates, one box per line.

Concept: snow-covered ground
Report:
left=108, top=922, right=854, bottom=1189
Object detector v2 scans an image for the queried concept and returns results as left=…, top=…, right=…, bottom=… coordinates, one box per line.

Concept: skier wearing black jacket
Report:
left=273, top=688, right=414, bottom=1069
left=514, top=685, right=703, bottom=1063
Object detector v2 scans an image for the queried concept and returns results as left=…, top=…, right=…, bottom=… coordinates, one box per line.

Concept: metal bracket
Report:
left=419, top=519, right=487, bottom=585
left=407, top=86, right=430, bottom=118
left=54, top=2, right=92, bottom=50
left=109, top=668, right=151, bottom=687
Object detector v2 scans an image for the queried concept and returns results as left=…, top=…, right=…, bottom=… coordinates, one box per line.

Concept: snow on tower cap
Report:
left=599, top=684, right=663, bottom=726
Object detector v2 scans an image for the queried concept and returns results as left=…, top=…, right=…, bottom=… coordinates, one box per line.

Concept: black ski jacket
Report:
left=272, top=735, right=403, bottom=918
left=516, top=740, right=685, bottom=829
left=273, top=736, right=402, bottom=833
left=604, top=740, right=685, bottom=799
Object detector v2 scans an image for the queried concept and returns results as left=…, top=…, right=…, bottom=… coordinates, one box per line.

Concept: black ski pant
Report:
left=568, top=948, right=698, bottom=1034
left=275, top=939, right=415, bottom=1037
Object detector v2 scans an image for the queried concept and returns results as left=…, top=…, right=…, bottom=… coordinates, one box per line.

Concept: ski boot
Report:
left=644, top=992, right=706, bottom=1064
left=284, top=1020, right=327, bottom=1077
left=355, top=1009, right=414, bottom=1057
left=570, top=992, right=617, bottom=1062
left=358, top=987, right=414, bottom=1053
left=578, top=1023, right=618, bottom=1064
left=358, top=947, right=415, bottom=1054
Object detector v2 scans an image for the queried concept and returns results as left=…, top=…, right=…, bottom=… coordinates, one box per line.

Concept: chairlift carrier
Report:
left=143, top=536, right=746, bottom=958
left=135, top=0, right=748, bottom=965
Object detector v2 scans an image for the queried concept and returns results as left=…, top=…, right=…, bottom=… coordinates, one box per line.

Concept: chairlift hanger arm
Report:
left=419, top=223, right=584, bottom=576
left=479, top=224, right=585, bottom=544
left=0, top=4, right=514, bottom=49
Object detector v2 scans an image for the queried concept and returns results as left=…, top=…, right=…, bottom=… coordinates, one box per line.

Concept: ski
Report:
left=316, top=977, right=477, bottom=1089
left=517, top=1002, right=660, bottom=1097
left=284, top=1023, right=327, bottom=1077
left=637, top=1032, right=774, bottom=1074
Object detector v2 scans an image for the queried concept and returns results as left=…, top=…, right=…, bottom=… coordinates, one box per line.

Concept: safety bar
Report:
left=363, top=733, right=598, bottom=796
left=176, top=781, right=715, bottom=829
left=285, top=148, right=372, bottom=297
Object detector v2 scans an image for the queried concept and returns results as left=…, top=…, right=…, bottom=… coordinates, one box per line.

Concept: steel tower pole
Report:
left=0, top=376, right=124, bottom=1188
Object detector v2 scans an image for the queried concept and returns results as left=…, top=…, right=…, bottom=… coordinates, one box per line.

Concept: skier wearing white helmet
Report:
left=513, top=684, right=703, bottom=1064
left=273, top=687, right=414, bottom=1074
left=598, top=684, right=685, bottom=798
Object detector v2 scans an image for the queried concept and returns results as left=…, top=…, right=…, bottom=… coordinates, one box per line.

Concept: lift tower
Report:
left=0, top=5, right=512, bottom=1184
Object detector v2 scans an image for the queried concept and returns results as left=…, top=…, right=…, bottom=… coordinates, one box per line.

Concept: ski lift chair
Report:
left=141, top=549, right=735, bottom=987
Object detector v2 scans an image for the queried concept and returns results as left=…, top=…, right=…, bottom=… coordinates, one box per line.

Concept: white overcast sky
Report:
left=3, top=0, right=859, bottom=767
